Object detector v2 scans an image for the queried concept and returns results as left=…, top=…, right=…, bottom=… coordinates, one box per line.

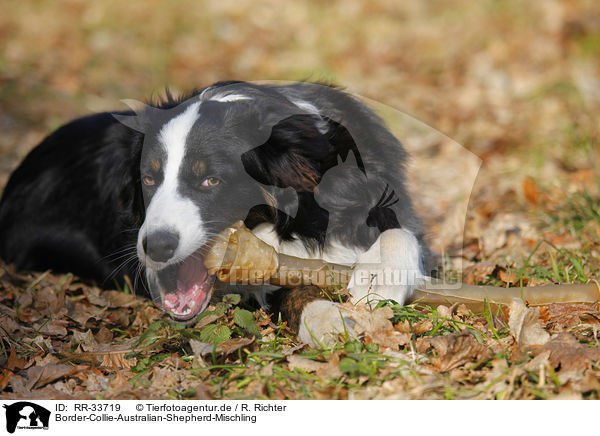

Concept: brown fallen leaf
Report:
left=540, top=303, right=600, bottom=330
left=25, top=364, right=79, bottom=390
left=101, top=353, right=135, bottom=370
left=287, top=353, right=342, bottom=378
left=62, top=337, right=147, bottom=366
left=151, top=366, right=179, bottom=388
left=497, top=267, right=518, bottom=285
left=189, top=337, right=253, bottom=357
left=105, top=308, right=131, bottom=327
left=194, top=312, right=223, bottom=329
left=17, top=307, right=42, bottom=323
left=287, top=355, right=325, bottom=372
left=523, top=177, right=541, bottom=205
left=536, top=332, right=600, bottom=372
left=102, top=290, right=138, bottom=308
left=66, top=301, right=104, bottom=326
left=189, top=340, right=214, bottom=357
left=347, top=305, right=410, bottom=348
left=95, top=326, right=114, bottom=343
left=131, top=305, right=163, bottom=328
left=508, top=299, right=550, bottom=346
left=36, top=319, right=68, bottom=336
left=83, top=287, right=110, bottom=307
left=0, top=314, right=24, bottom=337
left=416, top=331, right=492, bottom=372
left=412, top=319, right=434, bottom=335
left=7, top=346, right=29, bottom=371
left=0, top=369, right=14, bottom=390
left=33, top=287, right=60, bottom=314
left=463, top=262, right=498, bottom=285
left=71, top=329, right=99, bottom=351
left=218, top=337, right=254, bottom=355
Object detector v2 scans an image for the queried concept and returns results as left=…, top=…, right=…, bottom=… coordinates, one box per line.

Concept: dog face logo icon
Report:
left=3, top=402, right=50, bottom=433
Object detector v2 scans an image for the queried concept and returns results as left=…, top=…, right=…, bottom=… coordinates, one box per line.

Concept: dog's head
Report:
left=117, top=82, right=362, bottom=321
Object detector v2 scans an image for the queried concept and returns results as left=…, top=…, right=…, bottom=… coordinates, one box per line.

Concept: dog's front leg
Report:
left=271, top=286, right=355, bottom=347
left=281, top=229, right=426, bottom=348
left=347, top=228, right=426, bottom=306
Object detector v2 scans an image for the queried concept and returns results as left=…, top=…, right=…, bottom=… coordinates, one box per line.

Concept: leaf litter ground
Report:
left=1, top=0, right=600, bottom=400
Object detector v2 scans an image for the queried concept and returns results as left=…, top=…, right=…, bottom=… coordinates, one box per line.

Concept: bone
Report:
left=204, top=221, right=600, bottom=309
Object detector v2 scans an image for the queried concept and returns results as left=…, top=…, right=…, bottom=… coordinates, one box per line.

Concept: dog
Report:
left=0, top=81, right=434, bottom=345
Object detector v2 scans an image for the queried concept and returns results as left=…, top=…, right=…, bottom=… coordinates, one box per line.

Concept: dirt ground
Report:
left=0, top=0, right=599, bottom=399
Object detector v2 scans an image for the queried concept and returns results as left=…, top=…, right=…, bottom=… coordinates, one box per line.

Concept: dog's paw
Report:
left=298, top=300, right=355, bottom=347
left=348, top=228, right=425, bottom=306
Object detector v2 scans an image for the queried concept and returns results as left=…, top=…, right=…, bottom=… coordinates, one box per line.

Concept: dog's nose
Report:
left=143, top=230, right=179, bottom=262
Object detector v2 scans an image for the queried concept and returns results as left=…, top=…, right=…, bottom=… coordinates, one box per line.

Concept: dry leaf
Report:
left=412, top=319, right=434, bottom=335
left=497, top=268, right=518, bottom=285
left=456, top=304, right=471, bottom=318
left=101, top=353, right=135, bottom=369
left=347, top=305, right=410, bottom=348
left=95, top=326, right=114, bottom=343
left=417, top=331, right=492, bottom=372
left=395, top=319, right=411, bottom=333
left=463, top=262, right=497, bottom=285
left=71, top=329, right=99, bottom=351
left=523, top=177, right=541, bottom=205
left=151, top=367, right=178, bottom=388
left=83, top=287, right=109, bottom=307
left=189, top=340, right=216, bottom=356
left=287, top=355, right=326, bottom=372
left=508, top=299, right=550, bottom=346
left=540, top=303, right=600, bottom=330
left=436, top=305, right=452, bottom=319
left=66, top=301, right=103, bottom=326
left=25, top=364, right=78, bottom=390
left=0, top=314, right=23, bottom=336
left=18, top=307, right=42, bottom=323
left=131, top=305, right=162, bottom=328
left=537, top=332, right=600, bottom=372
left=287, top=353, right=342, bottom=378
left=218, top=337, right=254, bottom=355
left=0, top=369, right=14, bottom=390
left=194, top=312, right=222, bottom=328
left=7, top=346, right=28, bottom=370
left=102, top=290, right=138, bottom=308
left=36, top=319, right=68, bottom=336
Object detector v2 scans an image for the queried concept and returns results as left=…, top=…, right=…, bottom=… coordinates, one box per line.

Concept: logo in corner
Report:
left=3, top=402, right=50, bottom=434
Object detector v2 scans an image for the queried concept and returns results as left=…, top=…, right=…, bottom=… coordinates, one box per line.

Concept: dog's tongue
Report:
left=163, top=254, right=209, bottom=320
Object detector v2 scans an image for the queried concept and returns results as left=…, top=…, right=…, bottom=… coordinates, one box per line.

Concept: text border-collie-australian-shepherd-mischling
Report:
left=0, top=81, right=434, bottom=345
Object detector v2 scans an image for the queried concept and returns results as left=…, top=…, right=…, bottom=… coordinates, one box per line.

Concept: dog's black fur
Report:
left=0, top=81, right=433, bottom=319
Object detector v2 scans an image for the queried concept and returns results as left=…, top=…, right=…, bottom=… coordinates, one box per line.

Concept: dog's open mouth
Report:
left=152, top=251, right=216, bottom=321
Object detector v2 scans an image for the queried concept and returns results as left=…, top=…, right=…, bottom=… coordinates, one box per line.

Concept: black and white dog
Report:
left=0, top=81, right=434, bottom=345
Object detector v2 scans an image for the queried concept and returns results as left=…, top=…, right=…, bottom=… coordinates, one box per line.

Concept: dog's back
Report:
left=0, top=112, right=143, bottom=284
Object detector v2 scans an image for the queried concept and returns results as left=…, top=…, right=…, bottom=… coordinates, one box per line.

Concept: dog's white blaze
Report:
left=289, top=99, right=329, bottom=134
left=290, top=99, right=320, bottom=116
left=209, top=93, right=252, bottom=103
left=138, top=102, right=206, bottom=269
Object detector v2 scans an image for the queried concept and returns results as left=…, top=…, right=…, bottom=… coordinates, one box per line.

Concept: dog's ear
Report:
left=241, top=114, right=330, bottom=192
left=111, top=99, right=148, bottom=133
left=112, top=99, right=173, bottom=134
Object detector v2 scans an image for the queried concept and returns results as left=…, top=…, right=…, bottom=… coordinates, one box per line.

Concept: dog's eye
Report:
left=201, top=177, right=220, bottom=187
left=142, top=175, right=155, bottom=186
